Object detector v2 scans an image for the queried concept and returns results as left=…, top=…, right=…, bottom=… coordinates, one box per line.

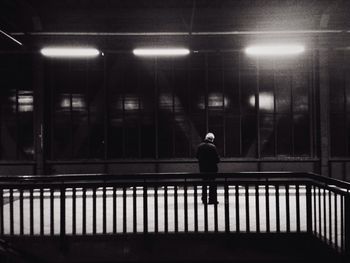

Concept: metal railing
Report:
left=0, top=172, right=348, bottom=259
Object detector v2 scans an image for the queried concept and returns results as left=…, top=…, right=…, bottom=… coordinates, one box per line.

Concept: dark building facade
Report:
left=0, top=0, right=350, bottom=180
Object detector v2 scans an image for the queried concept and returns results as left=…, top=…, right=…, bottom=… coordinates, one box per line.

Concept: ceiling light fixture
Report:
left=133, top=48, right=190, bottom=57
left=40, top=47, right=100, bottom=58
left=245, top=44, right=305, bottom=56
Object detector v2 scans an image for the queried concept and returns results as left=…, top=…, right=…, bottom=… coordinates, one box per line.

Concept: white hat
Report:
left=205, top=132, right=215, bottom=142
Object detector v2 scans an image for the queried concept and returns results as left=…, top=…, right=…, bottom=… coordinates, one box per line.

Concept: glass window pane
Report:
left=241, top=71, right=257, bottom=114
left=276, top=114, right=292, bottom=156
left=242, top=114, right=257, bottom=157
left=293, top=113, right=310, bottom=156
left=292, top=73, right=309, bottom=113
left=259, top=70, right=274, bottom=114
left=260, top=114, right=275, bottom=157
left=275, top=72, right=291, bottom=113
left=0, top=55, right=34, bottom=160
left=225, top=115, right=241, bottom=157
left=108, top=56, right=124, bottom=158
left=139, top=66, right=155, bottom=158
left=330, top=113, right=346, bottom=157
left=88, top=68, right=105, bottom=159
left=18, top=90, right=34, bottom=159
left=174, top=115, right=191, bottom=157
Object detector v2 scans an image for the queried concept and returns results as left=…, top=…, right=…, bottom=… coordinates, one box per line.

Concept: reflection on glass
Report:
left=159, top=93, right=182, bottom=112
left=249, top=92, right=274, bottom=111
left=293, top=96, right=308, bottom=112
left=115, top=95, right=141, bottom=111
left=44, top=51, right=313, bottom=159
left=60, top=94, right=86, bottom=111
left=72, top=96, right=85, bottom=109
left=198, top=93, right=230, bottom=109
left=10, top=91, right=33, bottom=112
left=23, top=146, right=35, bottom=156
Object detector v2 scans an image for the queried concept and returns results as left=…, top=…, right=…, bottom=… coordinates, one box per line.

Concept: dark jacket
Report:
left=196, top=139, right=220, bottom=173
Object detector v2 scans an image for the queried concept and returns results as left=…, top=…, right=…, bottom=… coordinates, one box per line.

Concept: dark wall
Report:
left=0, top=49, right=348, bottom=179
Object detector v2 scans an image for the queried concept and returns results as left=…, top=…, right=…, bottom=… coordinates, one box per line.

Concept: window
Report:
left=46, top=51, right=315, bottom=160
left=329, top=51, right=350, bottom=157
left=0, top=55, right=34, bottom=160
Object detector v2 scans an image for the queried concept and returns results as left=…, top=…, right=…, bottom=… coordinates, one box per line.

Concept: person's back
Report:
left=196, top=132, right=220, bottom=204
left=196, top=140, right=219, bottom=173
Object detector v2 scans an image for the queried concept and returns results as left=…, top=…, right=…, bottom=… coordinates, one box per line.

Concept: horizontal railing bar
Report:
left=0, top=171, right=313, bottom=181
left=307, top=173, right=350, bottom=190
left=311, top=181, right=349, bottom=196
left=0, top=179, right=312, bottom=189
left=0, top=172, right=348, bottom=191
left=0, top=186, right=308, bottom=196
left=43, top=157, right=320, bottom=164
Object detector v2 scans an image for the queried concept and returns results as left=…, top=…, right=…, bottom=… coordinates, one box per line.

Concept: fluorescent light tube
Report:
left=40, top=47, right=100, bottom=58
left=245, top=44, right=305, bottom=56
left=133, top=48, right=190, bottom=57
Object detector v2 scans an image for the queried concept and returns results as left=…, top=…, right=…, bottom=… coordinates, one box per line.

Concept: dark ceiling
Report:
left=1, top=0, right=350, bottom=51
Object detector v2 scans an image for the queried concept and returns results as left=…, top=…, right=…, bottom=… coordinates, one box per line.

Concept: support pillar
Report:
left=33, top=55, right=45, bottom=175
left=318, top=49, right=330, bottom=177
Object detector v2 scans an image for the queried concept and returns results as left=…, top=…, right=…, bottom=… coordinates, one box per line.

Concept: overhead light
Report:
left=40, top=47, right=100, bottom=58
left=245, top=44, right=305, bottom=56
left=133, top=48, right=190, bottom=57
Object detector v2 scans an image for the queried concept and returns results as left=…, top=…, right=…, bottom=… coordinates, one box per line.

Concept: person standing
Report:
left=196, top=132, right=220, bottom=204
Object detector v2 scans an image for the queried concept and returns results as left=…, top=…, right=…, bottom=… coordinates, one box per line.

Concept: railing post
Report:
left=306, top=183, right=313, bottom=234
left=224, top=178, right=229, bottom=233
left=60, top=185, right=66, bottom=250
left=345, top=193, right=350, bottom=260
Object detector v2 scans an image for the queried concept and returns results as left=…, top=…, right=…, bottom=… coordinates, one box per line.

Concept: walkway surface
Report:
left=0, top=186, right=341, bottom=247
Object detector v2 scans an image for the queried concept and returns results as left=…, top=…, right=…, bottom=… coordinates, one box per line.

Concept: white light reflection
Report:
left=61, top=98, right=70, bottom=108
left=23, top=147, right=35, bottom=156
left=198, top=93, right=230, bottom=109
left=159, top=93, right=182, bottom=112
left=60, top=95, right=86, bottom=110
left=245, top=44, right=305, bottom=56
left=10, top=94, right=33, bottom=112
left=124, top=98, right=140, bottom=111
left=249, top=92, right=274, bottom=111
left=115, top=95, right=141, bottom=111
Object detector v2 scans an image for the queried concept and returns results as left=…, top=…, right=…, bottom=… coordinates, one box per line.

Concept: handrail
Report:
left=0, top=172, right=349, bottom=191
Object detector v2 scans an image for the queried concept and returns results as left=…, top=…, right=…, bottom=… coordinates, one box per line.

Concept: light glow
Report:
left=198, top=93, right=230, bottom=109
left=133, top=48, right=190, bottom=57
left=249, top=92, right=274, bottom=111
left=40, top=47, right=100, bottom=58
left=60, top=94, right=86, bottom=110
left=116, top=95, right=141, bottom=111
left=245, top=44, right=305, bottom=56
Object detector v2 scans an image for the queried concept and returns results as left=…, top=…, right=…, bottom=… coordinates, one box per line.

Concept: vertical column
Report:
left=33, top=55, right=45, bottom=175
left=154, top=58, right=159, bottom=163
left=256, top=58, right=260, bottom=160
left=103, top=55, right=109, bottom=173
left=318, top=49, right=330, bottom=176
